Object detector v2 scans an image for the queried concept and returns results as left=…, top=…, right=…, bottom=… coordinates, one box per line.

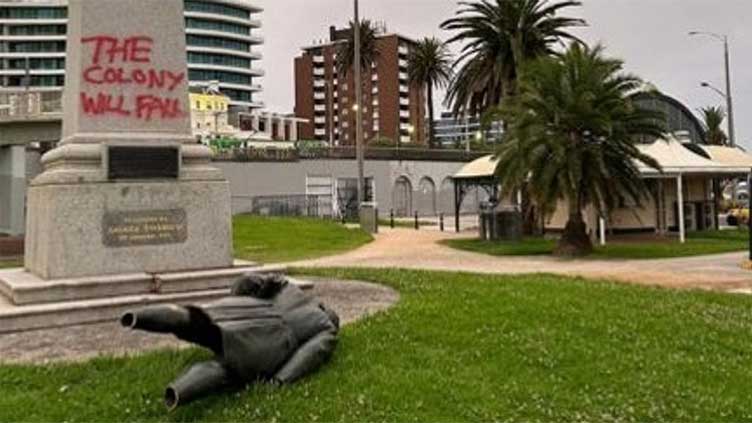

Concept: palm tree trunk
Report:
left=554, top=196, right=593, bottom=257
left=427, top=83, right=435, bottom=148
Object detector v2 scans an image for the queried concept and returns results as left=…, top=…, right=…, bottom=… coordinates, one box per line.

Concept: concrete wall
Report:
left=215, top=159, right=481, bottom=217
left=1, top=150, right=477, bottom=235
left=0, top=146, right=27, bottom=235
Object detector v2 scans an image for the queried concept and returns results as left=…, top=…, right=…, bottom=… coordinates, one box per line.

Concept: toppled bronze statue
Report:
left=120, top=274, right=339, bottom=410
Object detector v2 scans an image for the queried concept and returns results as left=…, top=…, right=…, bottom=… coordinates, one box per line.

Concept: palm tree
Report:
left=336, top=19, right=380, bottom=77
left=495, top=43, right=666, bottom=256
left=441, top=0, right=585, bottom=117
left=408, top=38, right=453, bottom=148
left=700, top=106, right=728, bottom=145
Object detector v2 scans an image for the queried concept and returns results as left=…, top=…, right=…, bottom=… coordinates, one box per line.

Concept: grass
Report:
left=232, top=215, right=372, bottom=263
left=0, top=259, right=21, bottom=269
left=3, top=268, right=752, bottom=421
left=443, top=228, right=750, bottom=260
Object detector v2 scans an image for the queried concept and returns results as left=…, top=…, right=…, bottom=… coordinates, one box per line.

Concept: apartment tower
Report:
left=295, top=25, right=426, bottom=146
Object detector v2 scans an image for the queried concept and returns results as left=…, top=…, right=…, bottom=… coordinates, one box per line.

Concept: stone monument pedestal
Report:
left=25, top=144, right=234, bottom=280
left=0, top=0, right=286, bottom=333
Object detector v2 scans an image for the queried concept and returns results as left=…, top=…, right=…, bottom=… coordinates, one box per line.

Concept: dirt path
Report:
left=291, top=229, right=752, bottom=292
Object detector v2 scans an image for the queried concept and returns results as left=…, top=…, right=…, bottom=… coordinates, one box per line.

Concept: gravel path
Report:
left=292, top=228, right=752, bottom=292
left=0, top=279, right=399, bottom=365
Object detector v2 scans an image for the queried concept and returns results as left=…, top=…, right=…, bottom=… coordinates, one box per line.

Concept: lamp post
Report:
left=689, top=31, right=735, bottom=148
left=353, top=0, right=365, bottom=205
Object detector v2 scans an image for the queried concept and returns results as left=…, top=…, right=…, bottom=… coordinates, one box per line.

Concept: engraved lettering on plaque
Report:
left=103, top=209, right=187, bottom=247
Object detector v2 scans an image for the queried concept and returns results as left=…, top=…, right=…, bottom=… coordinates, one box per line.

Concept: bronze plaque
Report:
left=108, top=146, right=180, bottom=180
left=103, top=209, right=187, bottom=247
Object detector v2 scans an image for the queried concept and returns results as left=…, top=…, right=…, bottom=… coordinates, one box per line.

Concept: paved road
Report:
left=291, top=228, right=752, bottom=292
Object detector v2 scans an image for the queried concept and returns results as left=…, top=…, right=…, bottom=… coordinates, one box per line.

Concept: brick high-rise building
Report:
left=294, top=25, right=426, bottom=146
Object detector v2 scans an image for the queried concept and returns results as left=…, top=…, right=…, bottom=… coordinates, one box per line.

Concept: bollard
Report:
left=390, top=209, right=395, bottom=229
left=440, top=213, right=445, bottom=232
left=414, top=211, right=419, bottom=230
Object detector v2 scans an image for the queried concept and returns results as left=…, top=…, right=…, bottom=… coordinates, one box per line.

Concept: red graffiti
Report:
left=80, top=92, right=184, bottom=121
left=79, top=34, right=187, bottom=121
left=135, top=95, right=183, bottom=121
left=83, top=66, right=184, bottom=91
left=80, top=92, right=131, bottom=117
left=82, top=35, right=153, bottom=64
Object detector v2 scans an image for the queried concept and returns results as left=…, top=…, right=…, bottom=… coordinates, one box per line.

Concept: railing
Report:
left=214, top=146, right=492, bottom=163
left=0, top=91, right=63, bottom=121
left=232, top=194, right=334, bottom=218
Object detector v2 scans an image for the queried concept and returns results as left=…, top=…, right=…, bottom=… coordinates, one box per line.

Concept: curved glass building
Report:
left=0, top=0, right=264, bottom=109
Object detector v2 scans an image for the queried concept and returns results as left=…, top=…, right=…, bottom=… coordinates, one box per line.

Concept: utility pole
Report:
left=690, top=31, right=736, bottom=147
left=354, top=0, right=365, bottom=204
left=723, top=36, right=735, bottom=148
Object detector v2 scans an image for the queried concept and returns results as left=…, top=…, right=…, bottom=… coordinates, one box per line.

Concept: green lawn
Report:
left=0, top=259, right=21, bottom=269
left=233, top=215, right=373, bottom=263
left=443, top=229, right=750, bottom=260
left=4, top=269, right=752, bottom=421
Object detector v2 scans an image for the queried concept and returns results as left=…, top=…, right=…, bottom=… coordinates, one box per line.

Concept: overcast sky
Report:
left=255, top=0, right=751, bottom=149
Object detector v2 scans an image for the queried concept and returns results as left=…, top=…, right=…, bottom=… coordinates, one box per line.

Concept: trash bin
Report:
left=359, top=202, right=379, bottom=234
left=479, top=203, right=522, bottom=241
left=478, top=202, right=496, bottom=240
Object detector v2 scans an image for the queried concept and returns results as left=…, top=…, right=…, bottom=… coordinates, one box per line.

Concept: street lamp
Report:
left=689, top=31, right=736, bottom=147
left=353, top=0, right=365, bottom=206
left=700, top=81, right=726, bottom=99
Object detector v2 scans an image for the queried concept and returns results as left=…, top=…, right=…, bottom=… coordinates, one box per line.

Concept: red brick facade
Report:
left=294, top=30, right=426, bottom=146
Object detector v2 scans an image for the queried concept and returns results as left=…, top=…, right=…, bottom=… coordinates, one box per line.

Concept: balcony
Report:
left=314, top=104, right=326, bottom=112
left=314, top=80, right=326, bottom=89
left=399, top=71, right=408, bottom=81
left=314, top=92, right=326, bottom=101
left=399, top=97, right=409, bottom=106
left=313, top=68, right=325, bottom=77
left=400, top=110, right=410, bottom=119
left=313, top=55, right=325, bottom=64
left=314, top=116, right=326, bottom=124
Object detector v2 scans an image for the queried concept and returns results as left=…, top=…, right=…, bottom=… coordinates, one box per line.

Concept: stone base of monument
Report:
left=0, top=264, right=313, bottom=333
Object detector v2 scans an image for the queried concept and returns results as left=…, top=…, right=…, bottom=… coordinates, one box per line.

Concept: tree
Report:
left=495, top=43, right=666, bottom=256
left=408, top=38, right=453, bottom=148
left=441, top=0, right=585, bottom=117
left=336, top=19, right=380, bottom=77
left=700, top=106, right=728, bottom=146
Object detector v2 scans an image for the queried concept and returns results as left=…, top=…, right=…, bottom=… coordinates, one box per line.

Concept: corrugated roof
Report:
left=636, top=136, right=721, bottom=175
left=700, top=145, right=752, bottom=170
left=453, top=135, right=752, bottom=180
left=453, top=155, right=499, bottom=179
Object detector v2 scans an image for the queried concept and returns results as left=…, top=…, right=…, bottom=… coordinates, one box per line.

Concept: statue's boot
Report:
left=165, top=360, right=233, bottom=411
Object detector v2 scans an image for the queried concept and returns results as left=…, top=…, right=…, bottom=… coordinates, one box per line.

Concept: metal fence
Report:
left=232, top=194, right=334, bottom=218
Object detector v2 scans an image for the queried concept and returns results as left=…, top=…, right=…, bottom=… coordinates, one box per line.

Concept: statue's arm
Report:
left=272, top=328, right=338, bottom=384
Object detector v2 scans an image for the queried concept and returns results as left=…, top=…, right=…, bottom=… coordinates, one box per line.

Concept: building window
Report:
left=185, top=18, right=250, bottom=36
left=187, top=35, right=251, bottom=52
left=184, top=0, right=251, bottom=20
